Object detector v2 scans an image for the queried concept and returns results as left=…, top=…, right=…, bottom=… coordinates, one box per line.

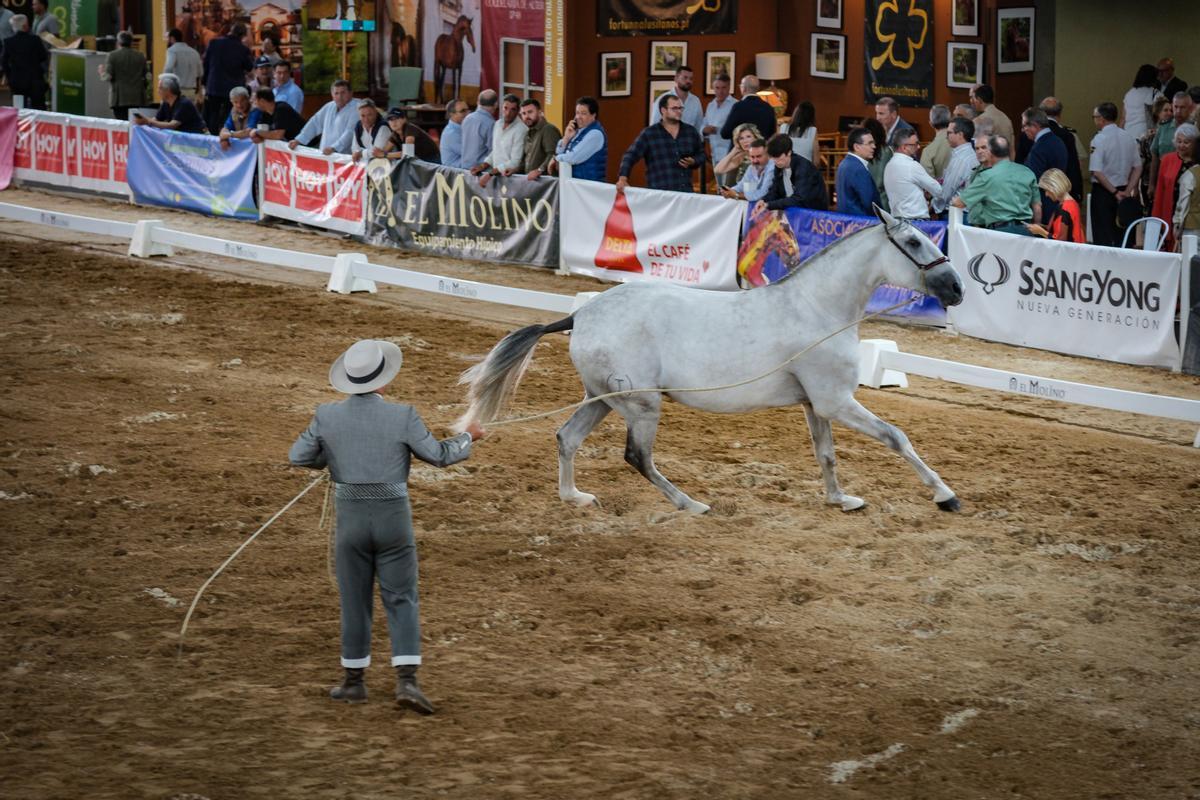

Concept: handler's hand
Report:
left=466, top=421, right=487, bottom=441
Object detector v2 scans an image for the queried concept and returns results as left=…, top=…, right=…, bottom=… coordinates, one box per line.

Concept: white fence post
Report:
left=944, top=206, right=965, bottom=335
left=1180, top=234, right=1197, bottom=375
left=556, top=161, right=572, bottom=277
left=127, top=220, right=174, bottom=257
left=327, top=252, right=378, bottom=294
left=857, top=339, right=909, bottom=388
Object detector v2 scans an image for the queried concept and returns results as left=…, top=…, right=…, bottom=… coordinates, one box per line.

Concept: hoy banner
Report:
left=13, top=110, right=130, bottom=199
left=947, top=225, right=1181, bottom=368
left=864, top=0, right=934, bottom=107
left=598, top=0, right=738, bottom=36
left=259, top=140, right=367, bottom=236
left=365, top=159, right=559, bottom=268
left=560, top=179, right=742, bottom=290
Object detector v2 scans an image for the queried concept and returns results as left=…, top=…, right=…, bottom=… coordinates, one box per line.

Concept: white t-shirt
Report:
left=790, top=126, right=817, bottom=163
left=1121, top=86, right=1159, bottom=140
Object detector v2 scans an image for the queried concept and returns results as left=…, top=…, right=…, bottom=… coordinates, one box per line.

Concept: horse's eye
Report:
left=907, top=238, right=918, bottom=247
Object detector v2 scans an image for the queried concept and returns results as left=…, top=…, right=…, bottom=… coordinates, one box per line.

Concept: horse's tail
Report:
left=455, top=315, right=574, bottom=431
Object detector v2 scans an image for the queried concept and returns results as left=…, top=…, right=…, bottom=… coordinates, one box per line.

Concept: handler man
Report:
left=290, top=339, right=485, bottom=713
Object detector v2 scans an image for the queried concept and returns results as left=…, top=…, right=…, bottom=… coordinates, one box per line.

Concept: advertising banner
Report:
left=259, top=141, right=367, bottom=236
left=365, top=158, right=559, bottom=268
left=948, top=225, right=1181, bottom=368
left=13, top=110, right=130, bottom=198
left=127, top=126, right=258, bottom=220
left=481, top=0, right=544, bottom=97
left=560, top=179, right=742, bottom=290
left=737, top=207, right=947, bottom=323
left=864, top=0, right=934, bottom=107
left=598, top=0, right=738, bottom=36
left=0, top=108, right=16, bottom=190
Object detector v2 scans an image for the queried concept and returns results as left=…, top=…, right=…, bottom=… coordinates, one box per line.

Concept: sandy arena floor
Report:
left=1, top=189, right=1199, bottom=799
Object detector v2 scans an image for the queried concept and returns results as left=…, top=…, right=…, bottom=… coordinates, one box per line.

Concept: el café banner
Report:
left=366, top=158, right=560, bottom=269
left=598, top=0, right=738, bottom=36
left=864, top=0, right=934, bottom=107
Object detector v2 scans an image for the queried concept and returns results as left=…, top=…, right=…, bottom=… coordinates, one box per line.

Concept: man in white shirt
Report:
left=471, top=93, right=524, bottom=187
left=288, top=80, right=357, bottom=155
left=703, top=73, right=735, bottom=187
left=1089, top=101, right=1141, bottom=247
left=884, top=129, right=941, bottom=219
left=933, top=117, right=979, bottom=216
left=164, top=28, right=203, bottom=99
left=649, top=66, right=704, bottom=132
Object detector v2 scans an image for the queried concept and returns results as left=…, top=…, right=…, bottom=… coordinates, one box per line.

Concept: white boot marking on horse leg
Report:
left=619, top=400, right=710, bottom=514
left=803, top=403, right=865, bottom=512
left=827, top=398, right=956, bottom=509
left=557, top=399, right=610, bottom=507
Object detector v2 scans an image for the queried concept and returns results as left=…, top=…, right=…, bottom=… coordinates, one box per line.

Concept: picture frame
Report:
left=650, top=40, right=688, bottom=77
left=952, top=0, right=979, bottom=37
left=816, top=0, right=842, bottom=29
left=704, top=51, right=735, bottom=95
left=946, top=42, right=984, bottom=89
left=648, top=79, right=676, bottom=125
left=996, top=7, right=1034, bottom=73
left=810, top=33, right=845, bottom=80
left=600, top=52, right=632, bottom=98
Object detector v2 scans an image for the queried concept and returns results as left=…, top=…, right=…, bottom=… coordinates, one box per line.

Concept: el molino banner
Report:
left=864, top=0, right=935, bottom=107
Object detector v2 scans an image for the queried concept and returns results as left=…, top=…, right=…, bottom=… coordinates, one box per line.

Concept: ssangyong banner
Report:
left=560, top=179, right=741, bottom=290
left=259, top=140, right=366, bottom=235
left=738, top=207, right=948, bottom=324
left=127, top=126, right=258, bottom=220
left=948, top=225, right=1181, bottom=368
left=13, top=110, right=130, bottom=198
left=365, top=158, right=559, bottom=268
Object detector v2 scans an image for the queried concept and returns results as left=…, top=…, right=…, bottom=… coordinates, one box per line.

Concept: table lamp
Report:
left=755, top=52, right=791, bottom=119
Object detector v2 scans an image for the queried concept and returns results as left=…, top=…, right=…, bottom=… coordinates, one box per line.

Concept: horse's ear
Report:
left=874, top=204, right=899, bottom=229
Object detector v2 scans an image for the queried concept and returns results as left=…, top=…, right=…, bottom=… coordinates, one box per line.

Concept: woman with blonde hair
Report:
left=1026, top=168, right=1083, bottom=243
left=714, top=122, right=763, bottom=186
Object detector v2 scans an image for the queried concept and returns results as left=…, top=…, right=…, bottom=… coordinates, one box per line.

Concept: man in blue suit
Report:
left=1021, top=106, right=1069, bottom=220
left=835, top=127, right=881, bottom=216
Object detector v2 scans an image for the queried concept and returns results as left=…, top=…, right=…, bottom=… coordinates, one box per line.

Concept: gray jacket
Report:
left=289, top=394, right=472, bottom=484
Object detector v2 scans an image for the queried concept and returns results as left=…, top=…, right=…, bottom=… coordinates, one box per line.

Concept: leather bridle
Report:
left=884, top=223, right=950, bottom=271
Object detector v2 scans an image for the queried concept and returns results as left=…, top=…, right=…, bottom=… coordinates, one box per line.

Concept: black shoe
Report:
left=330, top=667, right=367, bottom=703
left=395, top=666, right=435, bottom=714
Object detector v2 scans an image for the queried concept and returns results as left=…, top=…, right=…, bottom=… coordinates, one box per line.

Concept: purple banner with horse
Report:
left=737, top=207, right=948, bottom=325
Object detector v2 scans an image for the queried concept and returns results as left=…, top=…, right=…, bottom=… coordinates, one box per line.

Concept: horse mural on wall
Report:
left=434, top=15, right=475, bottom=104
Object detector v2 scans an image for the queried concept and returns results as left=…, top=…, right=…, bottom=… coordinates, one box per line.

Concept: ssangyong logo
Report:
left=966, top=252, right=1011, bottom=294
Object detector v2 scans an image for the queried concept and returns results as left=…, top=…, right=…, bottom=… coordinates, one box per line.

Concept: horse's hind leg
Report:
left=620, top=398, right=710, bottom=515
left=557, top=397, right=610, bottom=507
left=802, top=403, right=865, bottom=512
left=826, top=398, right=959, bottom=511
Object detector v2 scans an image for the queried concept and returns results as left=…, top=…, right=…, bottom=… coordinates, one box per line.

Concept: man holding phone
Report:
left=132, top=73, right=205, bottom=134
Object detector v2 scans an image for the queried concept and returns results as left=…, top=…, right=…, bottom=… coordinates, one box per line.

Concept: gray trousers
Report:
left=334, top=497, right=421, bottom=668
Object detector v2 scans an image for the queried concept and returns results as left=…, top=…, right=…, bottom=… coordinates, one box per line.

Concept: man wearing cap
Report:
left=378, top=107, right=440, bottom=163
left=290, top=340, right=485, bottom=713
left=248, top=55, right=274, bottom=93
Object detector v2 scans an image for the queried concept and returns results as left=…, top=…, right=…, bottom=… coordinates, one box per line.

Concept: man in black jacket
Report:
left=202, top=23, right=254, bottom=137
left=2, top=15, right=48, bottom=109
left=720, top=75, right=776, bottom=141
left=754, top=133, right=827, bottom=214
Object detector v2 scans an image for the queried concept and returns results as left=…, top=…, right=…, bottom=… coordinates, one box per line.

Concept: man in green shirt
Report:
left=952, top=135, right=1041, bottom=235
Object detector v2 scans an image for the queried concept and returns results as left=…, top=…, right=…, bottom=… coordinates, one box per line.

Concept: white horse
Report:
left=458, top=207, right=965, bottom=514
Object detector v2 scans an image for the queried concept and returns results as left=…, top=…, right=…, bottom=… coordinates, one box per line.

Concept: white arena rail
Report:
left=1, top=200, right=1196, bottom=445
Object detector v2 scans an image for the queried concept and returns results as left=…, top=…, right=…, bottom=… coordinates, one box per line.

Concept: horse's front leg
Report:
left=825, top=398, right=959, bottom=511
left=802, top=403, right=865, bottom=512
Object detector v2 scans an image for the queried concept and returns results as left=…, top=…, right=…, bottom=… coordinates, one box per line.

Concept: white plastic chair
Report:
left=1121, top=216, right=1168, bottom=251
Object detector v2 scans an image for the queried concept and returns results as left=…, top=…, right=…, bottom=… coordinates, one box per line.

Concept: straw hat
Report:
left=329, top=339, right=403, bottom=394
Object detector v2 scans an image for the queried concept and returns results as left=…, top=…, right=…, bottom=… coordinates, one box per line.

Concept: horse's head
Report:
left=458, top=15, right=477, bottom=51
left=873, top=205, right=963, bottom=308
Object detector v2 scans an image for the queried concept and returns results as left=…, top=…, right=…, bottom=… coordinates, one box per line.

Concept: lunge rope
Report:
left=485, top=295, right=918, bottom=429
left=177, top=473, right=328, bottom=657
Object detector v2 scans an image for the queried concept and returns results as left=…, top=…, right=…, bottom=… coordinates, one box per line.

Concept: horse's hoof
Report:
left=936, top=496, right=961, bottom=512
left=683, top=501, right=711, bottom=515
left=840, top=496, right=866, bottom=512
left=564, top=492, right=599, bottom=508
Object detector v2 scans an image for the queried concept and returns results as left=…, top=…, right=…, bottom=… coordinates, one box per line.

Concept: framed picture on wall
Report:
left=810, top=33, right=845, bottom=80
left=947, top=42, right=984, bottom=89
left=648, top=79, right=675, bottom=124
left=997, top=7, right=1035, bottom=73
left=816, top=0, right=842, bottom=29
left=650, top=41, right=688, bottom=77
left=600, top=52, right=632, bottom=97
left=952, top=0, right=979, bottom=37
left=704, top=51, right=734, bottom=95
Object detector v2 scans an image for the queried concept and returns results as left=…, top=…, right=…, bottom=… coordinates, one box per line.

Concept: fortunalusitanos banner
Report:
left=364, top=159, right=559, bottom=269
left=598, top=0, right=738, bottom=36
left=864, top=0, right=934, bottom=107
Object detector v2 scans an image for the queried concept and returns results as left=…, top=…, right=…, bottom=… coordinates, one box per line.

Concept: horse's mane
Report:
left=770, top=217, right=890, bottom=285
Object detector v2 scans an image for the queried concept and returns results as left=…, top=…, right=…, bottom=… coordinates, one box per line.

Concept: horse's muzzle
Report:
left=927, top=264, right=964, bottom=307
